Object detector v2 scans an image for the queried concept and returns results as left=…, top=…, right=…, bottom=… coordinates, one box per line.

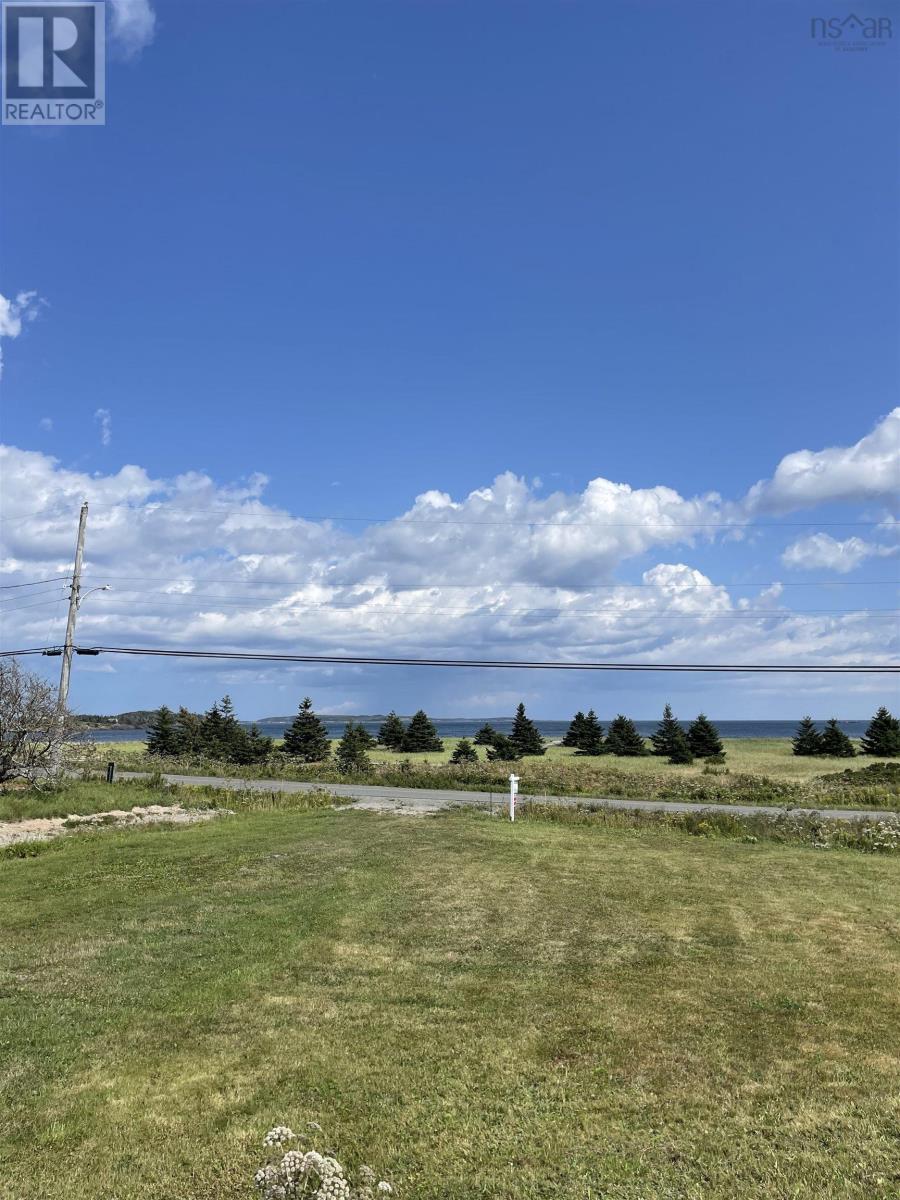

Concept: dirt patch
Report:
left=0, top=804, right=227, bottom=847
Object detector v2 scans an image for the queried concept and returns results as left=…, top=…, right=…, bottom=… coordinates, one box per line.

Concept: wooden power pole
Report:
left=51, top=500, right=88, bottom=765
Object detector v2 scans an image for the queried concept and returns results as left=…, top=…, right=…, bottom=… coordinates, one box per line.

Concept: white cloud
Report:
left=94, top=408, right=112, bottom=447
left=39, top=417, right=53, bottom=432
left=1, top=442, right=896, bottom=685
left=745, top=408, right=900, bottom=514
left=782, top=532, right=900, bottom=574
left=0, top=291, right=42, bottom=378
left=108, top=0, right=157, bottom=59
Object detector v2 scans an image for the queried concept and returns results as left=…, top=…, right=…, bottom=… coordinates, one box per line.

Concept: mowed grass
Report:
left=1, top=807, right=899, bottom=1198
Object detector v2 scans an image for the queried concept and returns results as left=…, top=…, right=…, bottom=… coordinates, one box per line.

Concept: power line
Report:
left=3, top=644, right=894, bottom=672
left=0, top=586, right=72, bottom=605
left=0, top=594, right=70, bottom=615
left=0, top=575, right=70, bottom=590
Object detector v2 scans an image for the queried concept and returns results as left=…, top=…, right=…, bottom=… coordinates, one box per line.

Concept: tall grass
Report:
left=89, top=745, right=900, bottom=810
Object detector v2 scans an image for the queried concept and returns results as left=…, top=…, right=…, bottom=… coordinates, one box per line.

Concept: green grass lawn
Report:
left=1, top=806, right=898, bottom=1198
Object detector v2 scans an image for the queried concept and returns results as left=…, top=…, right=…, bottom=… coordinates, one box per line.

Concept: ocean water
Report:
left=83, top=718, right=875, bottom=744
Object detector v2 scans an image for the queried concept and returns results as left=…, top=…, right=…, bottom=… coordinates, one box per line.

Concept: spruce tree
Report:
left=218, top=695, right=244, bottom=760
left=792, top=716, right=822, bottom=757
left=146, top=706, right=177, bottom=756
left=233, top=724, right=273, bottom=765
left=667, top=726, right=694, bottom=765
left=199, top=701, right=226, bottom=759
left=402, top=710, right=444, bottom=753
left=282, top=697, right=331, bottom=762
left=474, top=723, right=498, bottom=745
left=861, top=707, right=900, bottom=757
left=336, top=721, right=372, bottom=773
left=650, top=704, right=683, bottom=758
left=562, top=712, right=588, bottom=748
left=578, top=709, right=606, bottom=756
left=450, top=738, right=478, bottom=765
left=486, top=733, right=522, bottom=762
left=510, top=702, right=545, bottom=756
left=819, top=718, right=856, bottom=758
left=687, top=713, right=724, bottom=760
left=377, top=711, right=406, bottom=751
left=172, top=707, right=201, bottom=755
left=606, top=715, right=647, bottom=757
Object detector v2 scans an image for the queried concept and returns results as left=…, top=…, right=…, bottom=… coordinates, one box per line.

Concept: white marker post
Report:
left=509, top=773, right=520, bottom=822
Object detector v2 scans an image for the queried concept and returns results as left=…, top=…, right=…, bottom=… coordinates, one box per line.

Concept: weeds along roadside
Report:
left=498, top=797, right=900, bottom=854
left=81, top=746, right=900, bottom=811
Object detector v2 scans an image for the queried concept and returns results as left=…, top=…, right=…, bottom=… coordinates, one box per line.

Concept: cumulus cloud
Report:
left=782, top=532, right=900, bottom=574
left=108, top=0, right=156, bottom=58
left=0, top=291, right=42, bottom=378
left=1, top=444, right=896, bottom=685
left=94, top=408, right=112, bottom=447
left=745, top=408, right=900, bottom=514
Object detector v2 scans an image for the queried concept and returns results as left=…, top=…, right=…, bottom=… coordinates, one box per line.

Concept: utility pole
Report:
left=51, top=500, right=88, bottom=766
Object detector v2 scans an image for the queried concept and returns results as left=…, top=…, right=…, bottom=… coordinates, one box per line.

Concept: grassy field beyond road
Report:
left=98, top=736, right=900, bottom=810
left=1, top=808, right=898, bottom=1198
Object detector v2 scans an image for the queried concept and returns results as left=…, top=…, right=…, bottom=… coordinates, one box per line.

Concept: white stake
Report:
left=509, top=773, right=519, bottom=822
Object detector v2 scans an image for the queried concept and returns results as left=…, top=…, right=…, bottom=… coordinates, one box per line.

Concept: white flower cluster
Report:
left=254, top=1123, right=394, bottom=1200
left=858, top=817, right=900, bottom=853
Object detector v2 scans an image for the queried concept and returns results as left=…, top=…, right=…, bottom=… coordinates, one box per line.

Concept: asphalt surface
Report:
left=118, top=771, right=898, bottom=821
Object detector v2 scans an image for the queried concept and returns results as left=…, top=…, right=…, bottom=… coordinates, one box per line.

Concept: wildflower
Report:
left=377, top=1183, right=393, bottom=1194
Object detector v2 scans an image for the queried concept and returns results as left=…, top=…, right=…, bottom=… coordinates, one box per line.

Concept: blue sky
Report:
left=1, top=0, right=898, bottom=720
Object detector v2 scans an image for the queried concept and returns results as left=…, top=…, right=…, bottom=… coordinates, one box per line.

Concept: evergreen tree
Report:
left=402, top=710, right=444, bottom=753
left=336, top=721, right=372, bottom=773
left=578, top=709, right=606, bottom=756
left=355, top=725, right=378, bottom=750
left=861, top=706, right=900, bottom=757
left=474, top=723, right=498, bottom=746
left=819, top=718, right=856, bottom=758
left=146, top=706, right=177, bottom=756
left=233, top=724, right=273, bottom=765
left=667, top=726, right=694, bottom=765
left=282, top=697, right=331, bottom=762
left=218, top=695, right=245, bottom=759
left=198, top=701, right=226, bottom=758
left=687, top=713, right=724, bottom=760
left=377, top=711, right=406, bottom=751
left=606, top=715, right=647, bottom=757
left=450, top=738, right=478, bottom=765
left=171, top=707, right=201, bottom=755
left=510, top=702, right=545, bottom=756
left=650, top=704, right=683, bottom=758
left=486, top=733, right=522, bottom=762
left=562, top=711, right=588, bottom=748
left=792, top=716, right=823, bottom=757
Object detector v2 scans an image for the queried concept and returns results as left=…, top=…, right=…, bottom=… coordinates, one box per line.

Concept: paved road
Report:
left=118, top=771, right=898, bottom=822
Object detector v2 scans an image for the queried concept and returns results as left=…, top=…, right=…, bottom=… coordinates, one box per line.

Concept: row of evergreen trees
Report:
left=146, top=697, right=273, bottom=764
left=792, top=707, right=900, bottom=759
left=559, top=705, right=723, bottom=764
